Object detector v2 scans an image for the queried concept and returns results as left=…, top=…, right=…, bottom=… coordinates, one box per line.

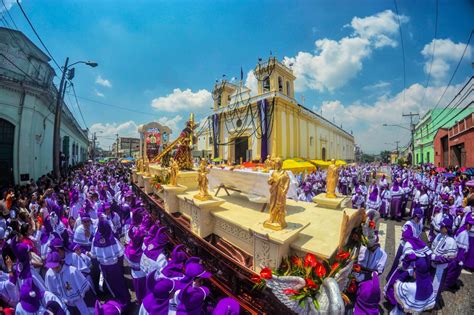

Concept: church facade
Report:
left=197, top=58, right=355, bottom=163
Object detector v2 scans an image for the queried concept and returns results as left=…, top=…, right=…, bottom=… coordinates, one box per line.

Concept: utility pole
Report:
left=53, top=57, right=69, bottom=179
left=402, top=112, right=419, bottom=165
left=116, top=134, right=119, bottom=158
left=92, top=132, right=97, bottom=161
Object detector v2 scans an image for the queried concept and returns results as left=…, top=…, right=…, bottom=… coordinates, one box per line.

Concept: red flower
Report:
left=304, top=253, right=318, bottom=268
left=291, top=256, right=303, bottom=267
left=335, top=250, right=350, bottom=261
left=331, top=262, right=340, bottom=271
left=369, top=220, right=376, bottom=229
left=315, top=264, right=327, bottom=278
left=260, top=267, right=272, bottom=279
left=347, top=281, right=357, bottom=294
left=250, top=274, right=262, bottom=284
left=283, top=288, right=299, bottom=295
left=353, top=264, right=361, bottom=273
left=305, top=278, right=319, bottom=289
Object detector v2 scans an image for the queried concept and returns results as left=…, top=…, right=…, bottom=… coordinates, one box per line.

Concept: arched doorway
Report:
left=0, top=118, right=15, bottom=189
left=321, top=147, right=326, bottom=161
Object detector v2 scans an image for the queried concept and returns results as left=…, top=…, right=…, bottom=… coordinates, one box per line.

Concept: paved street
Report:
left=378, top=219, right=474, bottom=314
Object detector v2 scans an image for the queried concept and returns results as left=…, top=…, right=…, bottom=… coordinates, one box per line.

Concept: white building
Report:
left=0, top=27, right=89, bottom=187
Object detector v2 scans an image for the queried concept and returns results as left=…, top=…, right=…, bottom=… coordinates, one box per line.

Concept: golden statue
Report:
left=264, top=158, right=289, bottom=231
left=169, top=158, right=179, bottom=186
left=194, top=159, right=212, bottom=201
left=136, top=159, right=143, bottom=173
left=264, top=155, right=274, bottom=169
left=144, top=156, right=150, bottom=175
left=326, top=159, right=339, bottom=198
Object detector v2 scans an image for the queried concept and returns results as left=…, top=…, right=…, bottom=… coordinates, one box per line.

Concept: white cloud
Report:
left=89, top=120, right=140, bottom=148
left=319, top=80, right=467, bottom=153
left=363, top=81, right=391, bottom=91
left=283, top=10, right=408, bottom=92
left=349, top=10, right=408, bottom=48
left=421, top=38, right=472, bottom=83
left=95, top=75, right=112, bottom=88
left=0, top=0, right=17, bottom=12
left=244, top=70, right=258, bottom=95
left=95, top=89, right=105, bottom=98
left=150, top=88, right=212, bottom=112
left=157, top=115, right=183, bottom=136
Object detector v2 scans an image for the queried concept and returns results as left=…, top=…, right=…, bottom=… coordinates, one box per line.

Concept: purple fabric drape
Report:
left=212, top=114, right=219, bottom=157
left=258, top=99, right=269, bottom=160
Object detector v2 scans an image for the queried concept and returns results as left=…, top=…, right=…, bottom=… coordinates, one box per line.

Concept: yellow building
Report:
left=197, top=58, right=355, bottom=163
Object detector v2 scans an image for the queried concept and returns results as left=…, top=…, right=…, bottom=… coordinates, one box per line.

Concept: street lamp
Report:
left=382, top=123, right=410, bottom=131
left=53, top=58, right=98, bottom=179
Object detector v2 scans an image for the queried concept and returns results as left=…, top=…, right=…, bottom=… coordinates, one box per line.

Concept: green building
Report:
left=413, top=80, right=474, bottom=165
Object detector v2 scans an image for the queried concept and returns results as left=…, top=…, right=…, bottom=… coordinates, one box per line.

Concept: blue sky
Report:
left=2, top=0, right=473, bottom=153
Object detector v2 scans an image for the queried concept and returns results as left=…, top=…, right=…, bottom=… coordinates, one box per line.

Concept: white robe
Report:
left=15, top=291, right=68, bottom=315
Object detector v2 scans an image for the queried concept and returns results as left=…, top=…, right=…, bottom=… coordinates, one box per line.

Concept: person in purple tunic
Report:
left=392, top=252, right=436, bottom=314
left=443, top=214, right=473, bottom=290
left=354, top=272, right=380, bottom=315
left=175, top=282, right=210, bottom=315
left=462, top=204, right=474, bottom=270
left=140, top=226, right=169, bottom=275
left=139, top=278, right=176, bottom=315
left=212, top=297, right=240, bottom=315
left=90, top=218, right=130, bottom=307
left=95, top=299, right=123, bottom=315
left=15, top=278, right=67, bottom=315
left=390, top=179, right=404, bottom=221
left=385, top=207, right=423, bottom=282
left=44, top=251, right=96, bottom=314
left=384, top=213, right=431, bottom=306
left=124, top=211, right=147, bottom=303
left=430, top=217, right=457, bottom=304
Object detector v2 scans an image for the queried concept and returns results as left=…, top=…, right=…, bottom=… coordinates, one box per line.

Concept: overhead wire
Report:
left=1, top=0, right=18, bottom=29
left=70, top=83, right=88, bottom=130
left=15, top=0, right=62, bottom=71
left=419, top=0, right=439, bottom=110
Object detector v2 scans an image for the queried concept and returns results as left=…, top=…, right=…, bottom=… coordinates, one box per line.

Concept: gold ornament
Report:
left=264, top=155, right=275, bottom=170
left=194, top=159, right=212, bottom=201
left=326, top=159, right=339, bottom=198
left=169, top=158, right=179, bottom=186
left=264, top=158, right=289, bottom=231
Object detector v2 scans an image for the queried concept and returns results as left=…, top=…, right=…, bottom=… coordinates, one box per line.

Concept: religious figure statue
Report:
left=169, top=158, right=179, bottom=186
left=194, top=159, right=212, bottom=201
left=136, top=159, right=143, bottom=173
left=264, top=155, right=274, bottom=169
left=264, top=158, right=289, bottom=231
left=144, top=157, right=150, bottom=175
left=174, top=115, right=196, bottom=170
left=326, top=159, right=339, bottom=198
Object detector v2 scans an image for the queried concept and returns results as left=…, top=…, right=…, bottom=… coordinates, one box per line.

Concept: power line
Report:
left=430, top=30, right=473, bottom=113
left=419, top=0, right=438, bottom=109
left=15, top=0, right=62, bottom=71
left=393, top=0, right=406, bottom=105
left=70, top=82, right=88, bottom=129
left=1, top=0, right=19, bottom=29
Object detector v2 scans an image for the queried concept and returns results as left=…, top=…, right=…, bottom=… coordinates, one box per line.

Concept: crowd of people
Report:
left=0, top=162, right=239, bottom=315
left=296, top=163, right=474, bottom=314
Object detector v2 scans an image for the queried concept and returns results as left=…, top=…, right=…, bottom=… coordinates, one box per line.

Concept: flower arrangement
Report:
left=252, top=249, right=355, bottom=310
left=150, top=173, right=170, bottom=192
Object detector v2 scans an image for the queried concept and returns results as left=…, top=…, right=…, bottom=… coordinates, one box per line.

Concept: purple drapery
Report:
left=258, top=99, right=269, bottom=161
left=212, top=113, right=219, bottom=157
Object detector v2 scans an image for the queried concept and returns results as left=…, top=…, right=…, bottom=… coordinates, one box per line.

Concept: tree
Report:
left=380, top=150, right=391, bottom=163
